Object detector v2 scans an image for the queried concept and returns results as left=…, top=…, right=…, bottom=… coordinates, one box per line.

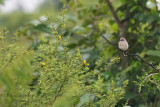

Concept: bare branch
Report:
left=141, top=73, right=158, bottom=85
left=126, top=53, right=159, bottom=72
left=149, top=79, right=158, bottom=86
left=95, top=29, right=160, bottom=73
left=105, top=0, right=121, bottom=28
left=154, top=0, right=158, bottom=11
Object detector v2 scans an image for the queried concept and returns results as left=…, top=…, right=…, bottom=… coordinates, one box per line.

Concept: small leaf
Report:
left=34, top=24, right=52, bottom=34
left=146, top=50, right=160, bottom=57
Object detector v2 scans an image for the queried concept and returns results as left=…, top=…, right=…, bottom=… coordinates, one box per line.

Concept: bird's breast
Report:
left=118, top=41, right=128, bottom=51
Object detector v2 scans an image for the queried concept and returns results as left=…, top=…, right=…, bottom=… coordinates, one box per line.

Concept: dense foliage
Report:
left=0, top=28, right=128, bottom=106
left=0, top=0, right=160, bottom=107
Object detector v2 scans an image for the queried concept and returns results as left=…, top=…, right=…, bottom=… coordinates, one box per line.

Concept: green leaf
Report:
left=34, top=24, right=52, bottom=34
left=0, top=0, right=4, bottom=5
left=146, top=50, right=160, bottom=57
left=120, top=0, right=126, bottom=3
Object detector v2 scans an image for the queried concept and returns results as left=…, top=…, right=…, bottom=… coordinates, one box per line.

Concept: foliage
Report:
left=0, top=0, right=160, bottom=106
left=0, top=0, right=4, bottom=5
left=0, top=28, right=128, bottom=106
left=135, top=63, right=160, bottom=92
left=0, top=28, right=21, bottom=74
left=57, top=0, right=160, bottom=106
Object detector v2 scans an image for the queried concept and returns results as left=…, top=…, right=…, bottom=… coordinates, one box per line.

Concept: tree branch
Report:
left=52, top=81, right=64, bottom=103
left=95, top=29, right=160, bottom=73
left=141, top=73, right=158, bottom=85
left=105, top=0, right=121, bottom=28
left=154, top=0, right=158, bottom=11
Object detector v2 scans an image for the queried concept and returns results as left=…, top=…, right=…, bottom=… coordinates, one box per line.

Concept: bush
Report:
left=0, top=29, right=128, bottom=106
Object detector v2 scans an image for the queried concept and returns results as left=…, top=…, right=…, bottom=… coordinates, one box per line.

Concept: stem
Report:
left=154, top=0, right=158, bottom=11
left=105, top=0, right=121, bottom=28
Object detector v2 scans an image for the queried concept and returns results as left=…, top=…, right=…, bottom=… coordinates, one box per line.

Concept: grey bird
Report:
left=118, top=37, right=129, bottom=56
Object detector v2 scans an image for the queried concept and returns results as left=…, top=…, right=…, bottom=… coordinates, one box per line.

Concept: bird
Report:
left=118, top=37, right=129, bottom=56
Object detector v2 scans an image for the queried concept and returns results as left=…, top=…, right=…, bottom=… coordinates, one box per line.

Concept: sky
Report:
left=0, top=0, right=160, bottom=14
left=0, top=0, right=44, bottom=13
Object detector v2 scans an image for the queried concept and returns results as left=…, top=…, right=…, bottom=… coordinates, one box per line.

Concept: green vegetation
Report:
left=0, top=0, right=160, bottom=107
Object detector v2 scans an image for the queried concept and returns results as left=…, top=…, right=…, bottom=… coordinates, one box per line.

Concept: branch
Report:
left=153, top=0, right=158, bottom=11
left=5, top=53, right=16, bottom=68
left=51, top=66, right=69, bottom=105
left=105, top=0, right=121, bottom=28
left=95, top=29, right=160, bottom=73
left=149, top=78, right=158, bottom=86
left=52, top=81, right=64, bottom=103
left=141, top=73, right=158, bottom=85
left=126, top=53, right=159, bottom=72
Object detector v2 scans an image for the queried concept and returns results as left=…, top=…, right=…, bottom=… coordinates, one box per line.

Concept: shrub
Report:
left=0, top=32, right=128, bottom=106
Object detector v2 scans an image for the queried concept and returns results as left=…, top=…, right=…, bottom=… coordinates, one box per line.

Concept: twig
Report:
left=52, top=81, right=64, bottom=103
left=153, top=0, right=158, bottom=11
left=95, top=29, right=160, bottom=73
left=105, top=0, right=130, bottom=36
left=126, top=53, right=159, bottom=72
left=105, top=0, right=121, bottom=28
left=141, top=73, right=158, bottom=85
left=51, top=64, right=70, bottom=105
left=149, top=79, right=158, bottom=86
left=5, top=53, right=16, bottom=68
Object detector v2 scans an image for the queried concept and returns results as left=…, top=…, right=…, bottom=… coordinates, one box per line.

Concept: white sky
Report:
left=0, top=0, right=44, bottom=13
left=1, top=0, right=160, bottom=13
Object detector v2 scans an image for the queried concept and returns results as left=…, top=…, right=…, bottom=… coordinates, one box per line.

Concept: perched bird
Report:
left=118, top=37, right=129, bottom=56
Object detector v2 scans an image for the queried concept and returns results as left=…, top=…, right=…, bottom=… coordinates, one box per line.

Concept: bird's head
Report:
left=120, top=37, right=126, bottom=41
